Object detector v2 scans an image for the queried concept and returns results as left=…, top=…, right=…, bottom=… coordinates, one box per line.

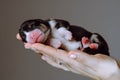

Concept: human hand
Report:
left=16, top=33, right=120, bottom=80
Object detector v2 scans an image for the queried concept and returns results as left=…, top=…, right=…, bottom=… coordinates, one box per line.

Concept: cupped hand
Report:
left=16, top=33, right=120, bottom=80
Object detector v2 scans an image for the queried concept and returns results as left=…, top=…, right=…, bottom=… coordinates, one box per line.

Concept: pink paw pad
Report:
left=89, top=43, right=98, bottom=49
left=82, top=37, right=89, bottom=44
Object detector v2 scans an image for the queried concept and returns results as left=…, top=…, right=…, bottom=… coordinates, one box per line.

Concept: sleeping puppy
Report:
left=19, top=19, right=110, bottom=55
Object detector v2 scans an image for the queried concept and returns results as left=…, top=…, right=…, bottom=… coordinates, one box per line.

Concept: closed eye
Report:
left=39, top=24, right=48, bottom=32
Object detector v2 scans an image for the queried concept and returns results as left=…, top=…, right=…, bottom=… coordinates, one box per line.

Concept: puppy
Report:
left=19, top=19, right=109, bottom=55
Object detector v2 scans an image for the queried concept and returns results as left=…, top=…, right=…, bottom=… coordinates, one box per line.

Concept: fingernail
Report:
left=69, top=54, right=77, bottom=59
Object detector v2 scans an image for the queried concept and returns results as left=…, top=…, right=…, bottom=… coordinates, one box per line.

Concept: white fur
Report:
left=48, top=20, right=57, bottom=28
left=51, top=27, right=81, bottom=51
left=50, top=38, right=61, bottom=48
left=48, top=20, right=82, bottom=51
left=90, top=34, right=99, bottom=43
left=57, top=27, right=72, bottom=40
left=24, top=31, right=30, bottom=42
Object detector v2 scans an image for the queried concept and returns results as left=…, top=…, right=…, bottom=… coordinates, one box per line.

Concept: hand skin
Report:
left=16, top=33, right=120, bottom=80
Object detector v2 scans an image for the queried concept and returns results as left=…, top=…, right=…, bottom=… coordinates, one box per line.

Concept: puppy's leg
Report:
left=50, top=38, right=62, bottom=48
left=57, top=27, right=72, bottom=40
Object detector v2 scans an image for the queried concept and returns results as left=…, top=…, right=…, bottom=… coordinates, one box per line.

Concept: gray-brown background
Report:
left=0, top=0, right=120, bottom=80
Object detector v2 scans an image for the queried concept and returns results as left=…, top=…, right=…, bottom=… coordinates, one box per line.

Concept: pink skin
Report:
left=89, top=43, right=98, bottom=50
left=16, top=33, right=22, bottom=40
left=68, top=37, right=98, bottom=59
left=82, top=37, right=98, bottom=50
left=26, top=29, right=45, bottom=44
left=82, top=37, right=90, bottom=44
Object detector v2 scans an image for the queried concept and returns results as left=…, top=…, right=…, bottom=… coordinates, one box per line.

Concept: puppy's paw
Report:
left=50, top=39, right=62, bottom=48
left=89, top=43, right=98, bottom=50
left=82, top=37, right=89, bottom=44
left=82, top=37, right=90, bottom=48
left=64, top=31, right=72, bottom=40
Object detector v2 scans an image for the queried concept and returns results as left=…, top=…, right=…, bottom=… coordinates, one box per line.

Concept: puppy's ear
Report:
left=39, top=23, right=49, bottom=32
left=54, top=19, right=70, bottom=29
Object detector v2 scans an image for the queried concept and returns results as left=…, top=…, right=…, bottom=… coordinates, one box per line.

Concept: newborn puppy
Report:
left=19, top=19, right=109, bottom=55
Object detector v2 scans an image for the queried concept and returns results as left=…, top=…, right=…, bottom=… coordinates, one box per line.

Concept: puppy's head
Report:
left=19, top=19, right=50, bottom=43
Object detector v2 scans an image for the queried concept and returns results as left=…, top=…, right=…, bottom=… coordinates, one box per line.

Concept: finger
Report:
left=25, top=42, right=100, bottom=75
left=24, top=43, right=42, bottom=54
left=68, top=51, right=103, bottom=78
left=24, top=42, right=70, bottom=65
left=41, top=54, right=93, bottom=76
left=31, top=43, right=68, bottom=59
left=16, top=33, right=22, bottom=40
left=68, top=50, right=99, bottom=67
left=68, top=50, right=119, bottom=78
left=31, top=43, right=85, bottom=70
left=41, top=55, right=69, bottom=71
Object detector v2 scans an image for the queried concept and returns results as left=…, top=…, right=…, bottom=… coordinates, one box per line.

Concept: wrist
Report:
left=102, top=62, right=120, bottom=80
left=105, top=69, right=120, bottom=80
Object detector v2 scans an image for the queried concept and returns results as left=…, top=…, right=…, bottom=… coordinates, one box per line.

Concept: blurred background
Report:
left=0, top=0, right=120, bottom=80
